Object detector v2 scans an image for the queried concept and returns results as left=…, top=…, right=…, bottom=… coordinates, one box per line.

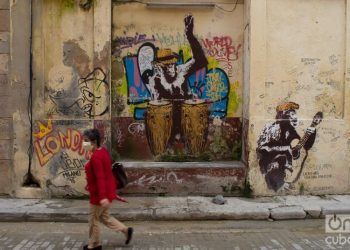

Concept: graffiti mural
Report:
left=256, top=102, right=323, bottom=192
left=113, top=14, right=240, bottom=158
left=33, top=119, right=111, bottom=196
left=47, top=40, right=109, bottom=118
left=112, top=7, right=244, bottom=160
left=33, top=118, right=90, bottom=167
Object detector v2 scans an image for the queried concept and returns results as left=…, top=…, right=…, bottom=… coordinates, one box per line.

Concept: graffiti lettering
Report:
left=61, top=151, right=85, bottom=170
left=61, top=170, right=81, bottom=183
left=201, top=36, right=241, bottom=77
left=128, top=122, right=145, bottom=136
left=58, top=151, right=85, bottom=184
left=205, top=72, right=227, bottom=101
left=35, top=128, right=89, bottom=166
left=301, top=58, right=320, bottom=65
left=155, top=32, right=187, bottom=47
left=202, top=36, right=241, bottom=61
left=130, top=172, right=183, bottom=186
left=114, top=33, right=156, bottom=52
left=303, top=171, right=332, bottom=180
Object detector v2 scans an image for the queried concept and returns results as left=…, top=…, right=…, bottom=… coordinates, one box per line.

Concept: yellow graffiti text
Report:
left=34, top=128, right=89, bottom=166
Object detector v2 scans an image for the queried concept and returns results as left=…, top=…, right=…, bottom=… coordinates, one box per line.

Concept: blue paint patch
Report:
left=124, top=56, right=151, bottom=104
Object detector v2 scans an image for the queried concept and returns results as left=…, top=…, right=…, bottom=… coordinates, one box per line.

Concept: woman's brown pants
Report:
left=88, top=204, right=128, bottom=248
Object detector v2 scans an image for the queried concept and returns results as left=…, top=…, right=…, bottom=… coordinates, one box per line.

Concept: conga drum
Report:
left=181, top=99, right=209, bottom=155
left=145, top=100, right=173, bottom=155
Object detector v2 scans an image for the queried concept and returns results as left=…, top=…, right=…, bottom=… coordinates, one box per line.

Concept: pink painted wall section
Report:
left=122, top=162, right=246, bottom=196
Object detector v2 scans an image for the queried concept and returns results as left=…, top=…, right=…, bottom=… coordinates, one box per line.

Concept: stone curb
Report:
left=0, top=196, right=350, bottom=222
left=0, top=206, right=338, bottom=222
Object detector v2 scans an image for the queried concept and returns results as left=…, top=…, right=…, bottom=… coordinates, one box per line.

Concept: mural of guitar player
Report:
left=256, top=102, right=323, bottom=192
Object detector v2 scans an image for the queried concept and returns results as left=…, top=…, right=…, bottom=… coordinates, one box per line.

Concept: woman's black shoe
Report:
left=125, top=227, right=133, bottom=245
left=83, top=245, right=102, bottom=250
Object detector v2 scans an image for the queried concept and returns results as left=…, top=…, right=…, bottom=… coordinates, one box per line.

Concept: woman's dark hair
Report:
left=83, top=128, right=101, bottom=147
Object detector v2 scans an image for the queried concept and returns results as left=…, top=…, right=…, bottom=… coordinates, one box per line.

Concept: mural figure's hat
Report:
left=154, top=48, right=178, bottom=65
left=276, top=102, right=299, bottom=112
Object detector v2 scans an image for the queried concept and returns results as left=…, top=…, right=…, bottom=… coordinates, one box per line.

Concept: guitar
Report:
left=288, top=112, right=323, bottom=184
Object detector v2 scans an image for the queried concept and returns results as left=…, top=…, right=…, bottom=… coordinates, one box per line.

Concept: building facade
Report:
left=0, top=0, right=349, bottom=198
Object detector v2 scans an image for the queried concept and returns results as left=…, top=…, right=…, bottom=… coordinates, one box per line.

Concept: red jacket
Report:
left=84, top=147, right=117, bottom=205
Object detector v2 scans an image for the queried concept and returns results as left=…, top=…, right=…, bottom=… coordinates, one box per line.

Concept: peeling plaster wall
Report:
left=111, top=1, right=244, bottom=162
left=247, top=0, right=350, bottom=196
left=27, top=0, right=111, bottom=198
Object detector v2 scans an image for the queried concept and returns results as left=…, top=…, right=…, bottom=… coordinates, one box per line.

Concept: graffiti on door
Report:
left=112, top=13, right=243, bottom=160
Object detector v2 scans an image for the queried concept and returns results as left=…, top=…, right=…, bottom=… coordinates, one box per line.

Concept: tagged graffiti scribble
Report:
left=205, top=71, right=228, bottom=101
left=202, top=36, right=242, bottom=77
left=155, top=32, right=187, bottom=47
left=202, top=36, right=241, bottom=61
left=113, top=33, right=156, bottom=58
left=57, top=152, right=85, bottom=184
left=128, top=122, right=145, bottom=136
left=256, top=102, right=323, bottom=192
left=129, top=171, right=183, bottom=187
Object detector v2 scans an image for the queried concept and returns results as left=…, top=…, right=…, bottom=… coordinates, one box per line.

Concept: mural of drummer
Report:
left=256, top=102, right=320, bottom=192
left=139, top=14, right=208, bottom=151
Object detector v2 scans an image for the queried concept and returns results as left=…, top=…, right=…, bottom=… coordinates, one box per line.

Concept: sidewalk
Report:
left=1, top=195, right=350, bottom=222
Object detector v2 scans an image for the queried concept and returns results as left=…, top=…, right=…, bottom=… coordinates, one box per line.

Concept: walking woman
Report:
left=83, top=128, right=133, bottom=250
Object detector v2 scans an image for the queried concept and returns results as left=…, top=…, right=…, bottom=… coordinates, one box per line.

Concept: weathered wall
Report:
left=111, top=1, right=244, bottom=162
left=29, top=0, right=111, bottom=198
left=247, top=0, right=350, bottom=196
left=5, top=0, right=350, bottom=198
left=242, top=0, right=251, bottom=166
left=0, top=0, right=11, bottom=195
left=9, top=0, right=246, bottom=198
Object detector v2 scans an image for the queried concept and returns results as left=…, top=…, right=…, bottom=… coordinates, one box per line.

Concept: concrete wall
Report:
left=247, top=0, right=350, bottom=196
left=0, top=0, right=11, bottom=195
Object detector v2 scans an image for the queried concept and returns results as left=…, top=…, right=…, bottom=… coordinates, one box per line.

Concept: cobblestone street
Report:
left=0, top=220, right=345, bottom=250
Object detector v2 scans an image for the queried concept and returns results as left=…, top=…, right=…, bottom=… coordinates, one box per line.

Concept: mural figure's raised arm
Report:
left=183, top=14, right=208, bottom=75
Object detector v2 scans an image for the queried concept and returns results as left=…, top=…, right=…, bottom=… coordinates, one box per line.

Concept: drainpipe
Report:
left=22, top=0, right=40, bottom=188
